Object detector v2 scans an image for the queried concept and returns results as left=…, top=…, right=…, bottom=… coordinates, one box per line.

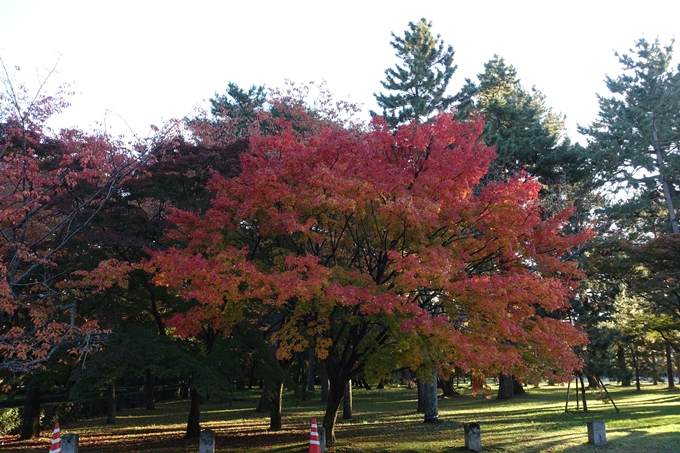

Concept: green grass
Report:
left=2, top=382, right=679, bottom=452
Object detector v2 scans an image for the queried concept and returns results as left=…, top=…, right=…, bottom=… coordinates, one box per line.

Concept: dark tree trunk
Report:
left=666, top=342, right=675, bottom=389
left=269, top=381, right=283, bottom=431
left=587, top=374, right=599, bottom=388
left=497, top=374, right=514, bottom=400
left=422, top=370, right=438, bottom=423
left=342, top=380, right=353, bottom=419
left=185, top=387, right=201, bottom=438
left=320, top=361, right=329, bottom=403
left=416, top=381, right=425, bottom=413
left=145, top=369, right=156, bottom=410
left=307, top=346, right=315, bottom=391
left=579, top=375, right=588, bottom=412
left=618, top=345, right=631, bottom=386
left=631, top=346, right=641, bottom=391
left=512, top=377, right=525, bottom=395
left=377, top=380, right=385, bottom=389
left=19, top=387, right=41, bottom=440
left=256, top=392, right=269, bottom=412
left=322, top=374, right=349, bottom=445
left=107, top=383, right=116, bottom=424
left=439, top=377, right=459, bottom=397
left=180, top=381, right=189, bottom=398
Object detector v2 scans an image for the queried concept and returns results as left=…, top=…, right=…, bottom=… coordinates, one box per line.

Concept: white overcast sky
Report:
left=1, top=0, right=678, bottom=144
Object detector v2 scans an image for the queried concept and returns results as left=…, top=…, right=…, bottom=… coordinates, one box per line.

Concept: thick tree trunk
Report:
left=322, top=375, right=348, bottom=445
left=19, top=387, right=41, bottom=440
left=618, top=345, right=631, bottom=386
left=497, top=374, right=514, bottom=400
left=586, top=374, right=599, bottom=389
left=145, top=369, right=156, bottom=410
left=342, top=380, right=353, bottom=420
left=422, top=369, right=438, bottom=423
left=666, top=342, right=675, bottom=389
left=269, top=381, right=284, bottom=431
left=439, top=377, right=459, bottom=397
left=416, top=381, right=425, bottom=413
left=185, top=386, right=201, bottom=438
left=512, top=377, right=526, bottom=395
left=107, top=383, right=116, bottom=424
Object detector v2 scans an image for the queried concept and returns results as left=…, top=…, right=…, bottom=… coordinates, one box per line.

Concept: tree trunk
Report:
left=107, top=383, right=116, bottom=424
left=19, top=387, right=41, bottom=440
left=145, top=369, right=156, bottom=410
left=631, top=346, right=641, bottom=391
left=439, top=377, right=459, bottom=397
left=416, top=381, right=425, bottom=413
left=269, top=381, right=283, bottom=431
left=579, top=375, right=588, bottom=412
left=666, top=342, right=675, bottom=389
left=422, top=369, right=438, bottom=423
left=321, top=374, right=349, bottom=445
left=307, top=346, right=315, bottom=391
left=651, top=350, right=659, bottom=385
left=651, top=107, right=679, bottom=234
left=586, top=374, right=599, bottom=388
left=497, top=374, right=514, bottom=400
left=185, top=386, right=201, bottom=438
left=618, top=345, right=631, bottom=386
left=676, top=353, right=680, bottom=385
left=342, top=380, right=353, bottom=419
left=512, top=377, right=526, bottom=395
left=320, top=361, right=329, bottom=403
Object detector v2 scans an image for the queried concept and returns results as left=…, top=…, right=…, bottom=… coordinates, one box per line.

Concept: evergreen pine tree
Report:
left=373, top=18, right=456, bottom=128
left=581, top=38, right=680, bottom=237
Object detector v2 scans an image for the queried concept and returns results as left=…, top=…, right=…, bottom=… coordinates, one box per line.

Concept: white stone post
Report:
left=464, top=422, right=482, bottom=452
left=61, top=433, right=79, bottom=453
left=199, top=428, right=215, bottom=453
left=587, top=420, right=606, bottom=446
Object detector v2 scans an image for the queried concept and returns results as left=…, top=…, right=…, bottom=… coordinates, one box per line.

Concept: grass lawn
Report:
left=2, top=381, right=679, bottom=452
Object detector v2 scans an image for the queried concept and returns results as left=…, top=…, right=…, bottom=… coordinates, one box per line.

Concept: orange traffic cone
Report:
left=308, top=417, right=321, bottom=453
left=49, top=422, right=61, bottom=453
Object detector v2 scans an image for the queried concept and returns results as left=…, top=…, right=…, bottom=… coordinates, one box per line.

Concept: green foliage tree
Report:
left=456, top=56, right=588, bottom=192
left=373, top=18, right=456, bottom=128
left=581, top=38, right=680, bottom=238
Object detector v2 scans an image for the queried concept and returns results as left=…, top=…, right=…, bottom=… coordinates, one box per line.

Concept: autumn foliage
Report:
left=146, top=109, right=591, bottom=434
left=0, top=63, right=144, bottom=376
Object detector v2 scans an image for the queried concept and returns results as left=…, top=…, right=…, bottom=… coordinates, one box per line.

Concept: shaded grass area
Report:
left=2, top=382, right=679, bottom=452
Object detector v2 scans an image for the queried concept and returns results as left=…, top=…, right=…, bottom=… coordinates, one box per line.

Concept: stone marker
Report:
left=61, top=433, right=79, bottom=453
left=318, top=426, right=326, bottom=453
left=464, top=422, right=482, bottom=452
left=199, top=428, right=215, bottom=453
left=587, top=420, right=606, bottom=446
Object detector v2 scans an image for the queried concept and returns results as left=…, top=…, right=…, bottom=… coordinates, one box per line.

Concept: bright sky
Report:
left=1, top=0, right=678, bottom=144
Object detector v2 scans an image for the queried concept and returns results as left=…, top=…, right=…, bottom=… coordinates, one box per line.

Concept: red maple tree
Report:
left=147, top=109, right=592, bottom=441
left=0, top=60, right=146, bottom=383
